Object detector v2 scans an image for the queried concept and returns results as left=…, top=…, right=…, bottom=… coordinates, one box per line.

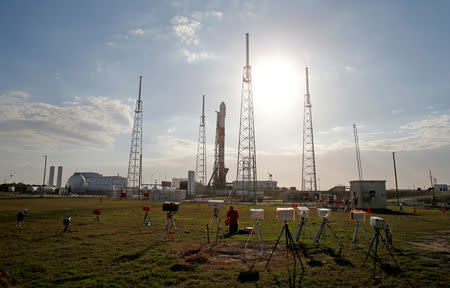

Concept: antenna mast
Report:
left=353, top=124, right=363, bottom=181
left=195, top=95, right=207, bottom=185
left=127, top=76, right=143, bottom=195
left=301, top=67, right=317, bottom=192
left=236, top=33, right=257, bottom=202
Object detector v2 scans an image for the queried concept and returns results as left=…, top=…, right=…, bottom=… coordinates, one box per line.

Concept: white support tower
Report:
left=195, top=95, right=207, bottom=185
left=236, top=33, right=257, bottom=200
left=127, top=76, right=143, bottom=193
left=301, top=67, right=317, bottom=192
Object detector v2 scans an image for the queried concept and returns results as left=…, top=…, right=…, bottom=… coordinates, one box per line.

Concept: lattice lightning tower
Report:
left=195, top=95, right=207, bottom=185
left=301, top=67, right=317, bottom=192
left=236, top=33, right=257, bottom=199
left=127, top=76, right=143, bottom=191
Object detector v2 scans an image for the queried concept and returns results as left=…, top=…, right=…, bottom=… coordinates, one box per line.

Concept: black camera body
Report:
left=63, top=216, right=71, bottom=226
left=162, top=202, right=180, bottom=212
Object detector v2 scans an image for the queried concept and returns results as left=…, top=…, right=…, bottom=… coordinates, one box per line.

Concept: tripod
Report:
left=59, top=217, right=72, bottom=235
left=243, top=219, right=264, bottom=255
left=363, top=227, right=399, bottom=278
left=293, top=217, right=315, bottom=242
left=266, top=221, right=304, bottom=287
left=352, top=220, right=369, bottom=247
left=93, top=215, right=100, bottom=222
left=208, top=208, right=224, bottom=243
left=313, top=218, right=343, bottom=248
left=142, top=211, right=151, bottom=226
left=159, top=211, right=180, bottom=242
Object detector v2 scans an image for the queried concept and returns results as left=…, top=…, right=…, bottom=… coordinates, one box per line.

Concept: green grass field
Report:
left=0, top=198, right=448, bottom=287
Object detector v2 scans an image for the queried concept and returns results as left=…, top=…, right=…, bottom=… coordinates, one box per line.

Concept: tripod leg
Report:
left=327, top=223, right=343, bottom=247
left=293, top=223, right=302, bottom=242
left=352, top=222, right=358, bottom=246
left=266, top=225, right=285, bottom=269
left=313, top=224, right=324, bottom=246
left=171, top=218, right=181, bottom=241
left=379, top=233, right=400, bottom=266
left=373, top=231, right=379, bottom=277
left=363, top=232, right=377, bottom=265
left=256, top=222, right=264, bottom=253
left=306, top=223, right=315, bottom=237
left=360, top=225, right=370, bottom=244
left=158, top=219, right=169, bottom=241
left=287, top=227, right=304, bottom=270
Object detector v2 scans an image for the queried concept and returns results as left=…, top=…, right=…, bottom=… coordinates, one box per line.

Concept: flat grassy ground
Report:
left=0, top=198, right=448, bottom=287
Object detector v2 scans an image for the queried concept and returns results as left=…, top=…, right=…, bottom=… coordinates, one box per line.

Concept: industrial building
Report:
left=232, top=180, right=277, bottom=192
left=66, top=172, right=126, bottom=194
left=350, top=180, right=387, bottom=209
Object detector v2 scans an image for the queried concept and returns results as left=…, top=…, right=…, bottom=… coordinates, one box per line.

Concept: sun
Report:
left=253, top=56, right=303, bottom=113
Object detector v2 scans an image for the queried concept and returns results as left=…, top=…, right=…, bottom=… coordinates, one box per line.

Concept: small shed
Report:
left=350, top=180, right=386, bottom=209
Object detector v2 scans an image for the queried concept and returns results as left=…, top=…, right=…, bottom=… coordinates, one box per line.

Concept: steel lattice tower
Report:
left=301, top=67, right=317, bottom=192
left=127, top=76, right=143, bottom=191
left=353, top=124, right=363, bottom=181
left=236, top=33, right=257, bottom=200
left=195, top=95, right=207, bottom=185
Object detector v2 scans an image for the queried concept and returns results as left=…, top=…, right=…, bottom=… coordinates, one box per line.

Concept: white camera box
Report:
left=249, top=209, right=264, bottom=220
left=370, top=216, right=386, bottom=229
left=208, top=200, right=224, bottom=209
left=317, top=208, right=331, bottom=218
left=296, top=207, right=309, bottom=218
left=350, top=210, right=365, bottom=221
left=277, top=208, right=295, bottom=221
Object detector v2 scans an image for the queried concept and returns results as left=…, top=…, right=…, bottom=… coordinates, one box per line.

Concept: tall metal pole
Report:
left=392, top=152, right=399, bottom=204
left=301, top=67, right=317, bottom=193
left=195, top=95, right=207, bottom=185
left=42, top=155, right=47, bottom=187
left=237, top=33, right=257, bottom=203
left=353, top=124, right=363, bottom=181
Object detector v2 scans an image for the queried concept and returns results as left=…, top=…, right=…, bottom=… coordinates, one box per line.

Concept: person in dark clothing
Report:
left=16, top=209, right=28, bottom=228
left=227, top=206, right=239, bottom=234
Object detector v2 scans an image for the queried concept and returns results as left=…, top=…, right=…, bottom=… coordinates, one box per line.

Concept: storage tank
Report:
left=66, top=173, right=88, bottom=193
left=56, top=166, right=63, bottom=189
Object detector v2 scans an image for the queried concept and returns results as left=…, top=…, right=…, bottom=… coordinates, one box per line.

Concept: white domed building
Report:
left=66, top=172, right=126, bottom=194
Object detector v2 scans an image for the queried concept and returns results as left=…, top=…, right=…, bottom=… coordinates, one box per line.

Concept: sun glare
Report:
left=253, top=57, right=302, bottom=113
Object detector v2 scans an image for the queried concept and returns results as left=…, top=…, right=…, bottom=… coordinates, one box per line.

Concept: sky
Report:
left=0, top=0, right=449, bottom=190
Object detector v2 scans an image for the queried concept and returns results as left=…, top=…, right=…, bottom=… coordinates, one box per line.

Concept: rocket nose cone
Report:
left=220, top=102, right=226, bottom=114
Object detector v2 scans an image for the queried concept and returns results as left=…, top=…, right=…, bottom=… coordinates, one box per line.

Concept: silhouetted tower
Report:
left=353, top=124, right=363, bottom=181
left=127, top=76, right=143, bottom=191
left=195, top=95, right=207, bottom=185
left=237, top=33, right=257, bottom=200
left=301, top=67, right=317, bottom=192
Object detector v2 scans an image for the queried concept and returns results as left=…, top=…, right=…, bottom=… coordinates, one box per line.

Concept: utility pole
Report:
left=392, top=152, right=399, bottom=204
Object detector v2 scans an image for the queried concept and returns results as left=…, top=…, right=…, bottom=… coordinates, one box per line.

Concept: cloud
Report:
left=0, top=92, right=133, bottom=150
left=344, top=66, right=356, bottom=72
left=170, top=10, right=222, bottom=63
left=129, top=28, right=144, bottom=35
left=1, top=90, right=29, bottom=103
left=392, top=108, right=403, bottom=115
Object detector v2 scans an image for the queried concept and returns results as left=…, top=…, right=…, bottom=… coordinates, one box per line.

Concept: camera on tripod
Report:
left=208, top=200, right=224, bottom=209
left=296, top=207, right=309, bottom=218
left=162, top=201, right=180, bottom=212
left=63, top=216, right=71, bottom=226
left=276, top=208, right=295, bottom=221
left=369, top=216, right=385, bottom=229
left=317, top=208, right=331, bottom=219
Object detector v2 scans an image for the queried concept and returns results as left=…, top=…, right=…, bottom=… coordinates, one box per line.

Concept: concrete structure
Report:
left=188, top=170, right=195, bottom=196
left=172, top=178, right=188, bottom=189
left=433, top=184, right=448, bottom=191
left=148, top=185, right=186, bottom=202
left=56, top=166, right=63, bottom=189
left=66, top=172, right=126, bottom=194
left=350, top=180, right=387, bottom=209
left=48, top=166, right=55, bottom=187
left=232, top=180, right=277, bottom=192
